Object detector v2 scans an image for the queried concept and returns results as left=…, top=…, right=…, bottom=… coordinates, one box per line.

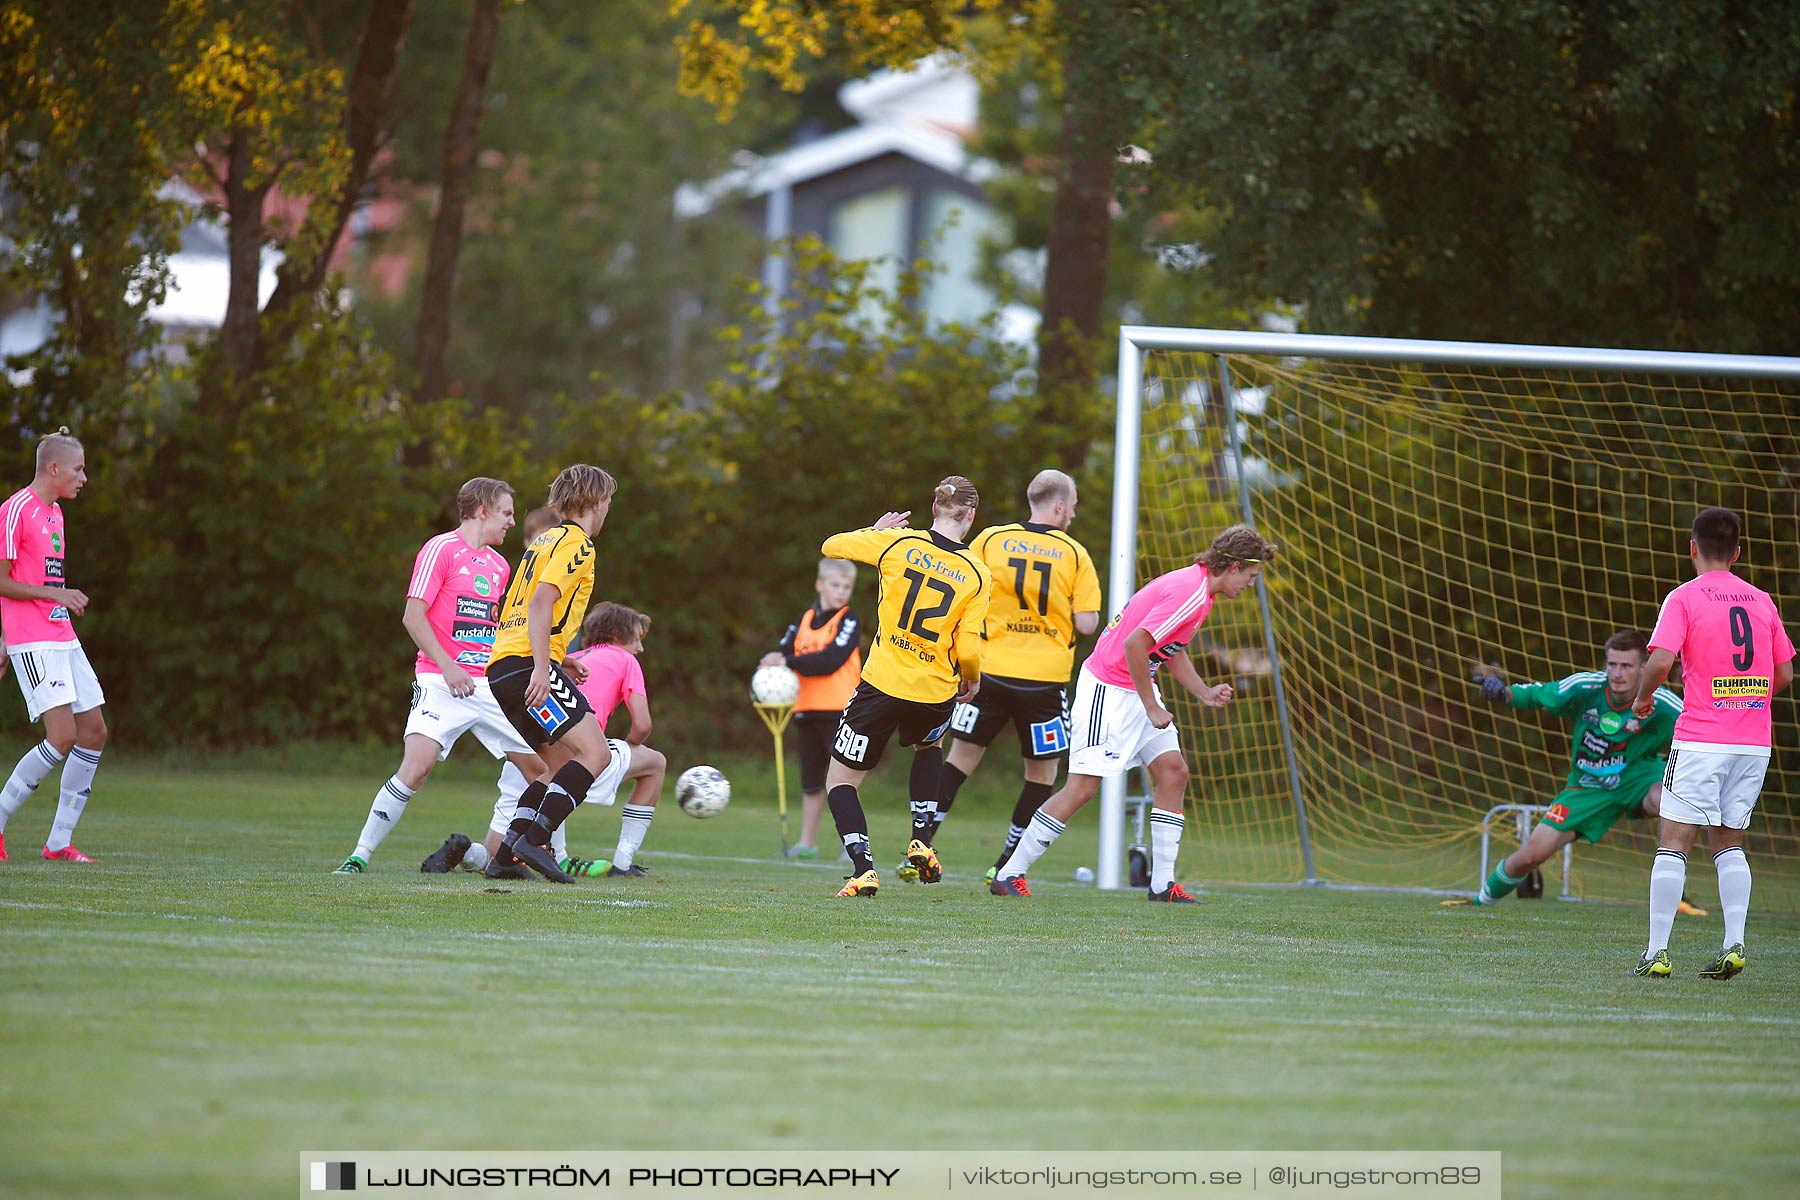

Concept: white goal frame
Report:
left=1099, top=327, right=1800, bottom=891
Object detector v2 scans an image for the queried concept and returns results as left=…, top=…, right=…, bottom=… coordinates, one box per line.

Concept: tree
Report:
left=1137, top=0, right=1800, bottom=353
left=365, top=0, right=766, bottom=417
left=0, top=1, right=197, bottom=418
left=258, top=0, right=414, bottom=349
left=413, top=0, right=502, bottom=413
left=670, top=0, right=1125, bottom=464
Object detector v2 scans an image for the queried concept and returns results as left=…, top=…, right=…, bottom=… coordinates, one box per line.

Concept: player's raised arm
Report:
left=1505, top=672, right=1598, bottom=714
left=821, top=521, right=905, bottom=565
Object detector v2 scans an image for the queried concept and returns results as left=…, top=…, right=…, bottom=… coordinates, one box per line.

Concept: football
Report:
left=676, top=765, right=731, bottom=818
left=750, top=663, right=800, bottom=706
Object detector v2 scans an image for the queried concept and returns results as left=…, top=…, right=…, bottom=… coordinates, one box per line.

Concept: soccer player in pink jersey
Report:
left=332, top=478, right=547, bottom=874
left=0, top=428, right=104, bottom=864
left=486, top=602, right=667, bottom=877
left=1631, top=507, right=1794, bottom=979
left=990, top=524, right=1277, bottom=901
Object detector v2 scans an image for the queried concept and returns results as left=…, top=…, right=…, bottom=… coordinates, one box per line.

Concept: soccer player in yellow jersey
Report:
left=922, top=470, right=1101, bottom=881
left=482, top=464, right=615, bottom=883
left=819, top=477, right=990, bottom=896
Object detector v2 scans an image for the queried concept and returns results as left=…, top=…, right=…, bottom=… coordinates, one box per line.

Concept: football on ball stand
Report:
left=677, top=765, right=731, bottom=818
left=750, top=664, right=800, bottom=706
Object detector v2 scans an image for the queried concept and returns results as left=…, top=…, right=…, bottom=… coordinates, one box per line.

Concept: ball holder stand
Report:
left=753, top=701, right=796, bottom=858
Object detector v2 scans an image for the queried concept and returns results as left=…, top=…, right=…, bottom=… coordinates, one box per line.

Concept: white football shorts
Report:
left=405, top=674, right=532, bottom=760
left=9, top=643, right=105, bottom=722
left=1660, top=744, right=1770, bottom=829
left=488, top=738, right=634, bottom=834
left=1066, top=666, right=1181, bottom=778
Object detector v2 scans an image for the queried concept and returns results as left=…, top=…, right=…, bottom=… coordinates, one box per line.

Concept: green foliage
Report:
left=361, top=0, right=770, bottom=411
left=0, top=308, right=520, bottom=745
left=0, top=1, right=197, bottom=413
left=1139, top=0, right=1800, bottom=351
left=965, top=21, right=1270, bottom=379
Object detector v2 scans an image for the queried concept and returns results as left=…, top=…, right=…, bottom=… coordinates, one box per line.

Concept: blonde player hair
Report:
left=930, top=475, right=979, bottom=516
left=36, top=426, right=82, bottom=472
left=817, top=557, right=856, bottom=584
left=521, top=506, right=559, bottom=540
left=455, top=476, right=515, bottom=520
left=1025, top=469, right=1075, bottom=508
left=1196, top=524, right=1278, bottom=570
left=547, top=464, right=616, bottom=518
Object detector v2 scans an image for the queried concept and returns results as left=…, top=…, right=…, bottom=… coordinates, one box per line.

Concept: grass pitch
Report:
left=1, top=745, right=1796, bottom=1200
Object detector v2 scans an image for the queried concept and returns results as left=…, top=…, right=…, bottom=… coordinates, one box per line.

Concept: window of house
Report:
left=827, top=187, right=908, bottom=327
left=921, top=191, right=1001, bottom=325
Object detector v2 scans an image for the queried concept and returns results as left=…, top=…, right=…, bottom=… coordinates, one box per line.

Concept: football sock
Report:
left=0, top=740, right=63, bottom=832
left=1479, top=863, right=1526, bottom=904
left=928, top=764, right=969, bottom=843
left=44, top=745, right=101, bottom=853
left=496, top=765, right=565, bottom=857
left=997, top=808, right=1066, bottom=881
left=1714, top=845, right=1751, bottom=948
left=504, top=780, right=551, bottom=845
left=354, top=775, right=416, bottom=861
left=1149, top=807, right=1185, bottom=891
left=518, top=761, right=594, bottom=848
left=995, top=781, right=1054, bottom=870
left=828, top=784, right=874, bottom=875
left=1646, top=848, right=1686, bottom=955
left=909, top=746, right=942, bottom=842
left=613, top=804, right=654, bottom=869
left=526, top=791, right=576, bottom=847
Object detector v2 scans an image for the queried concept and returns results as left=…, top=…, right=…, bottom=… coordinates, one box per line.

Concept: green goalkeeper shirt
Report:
left=1507, top=672, right=1682, bottom=791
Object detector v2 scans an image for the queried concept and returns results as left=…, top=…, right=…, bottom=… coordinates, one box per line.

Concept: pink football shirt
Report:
left=1649, top=570, right=1794, bottom=750
left=407, top=531, right=511, bottom=678
left=1, top=485, right=78, bottom=652
left=566, top=642, right=646, bottom=727
left=1084, top=563, right=1215, bottom=689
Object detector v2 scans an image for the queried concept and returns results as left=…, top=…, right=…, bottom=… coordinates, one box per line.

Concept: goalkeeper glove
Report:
left=1471, top=667, right=1507, bottom=702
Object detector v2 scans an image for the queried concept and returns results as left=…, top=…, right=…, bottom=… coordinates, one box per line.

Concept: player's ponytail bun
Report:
left=931, top=475, right=979, bottom=516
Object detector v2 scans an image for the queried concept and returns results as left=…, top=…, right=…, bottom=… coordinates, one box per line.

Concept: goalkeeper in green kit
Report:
left=1446, top=631, right=1704, bottom=913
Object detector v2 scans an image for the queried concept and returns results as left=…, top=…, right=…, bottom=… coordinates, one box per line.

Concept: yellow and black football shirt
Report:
left=970, top=522, right=1101, bottom=683
left=820, top=526, right=990, bottom=704
left=490, top=521, right=595, bottom=664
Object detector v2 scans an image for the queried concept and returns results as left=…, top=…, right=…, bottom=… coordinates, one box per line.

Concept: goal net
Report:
left=1109, top=329, right=1800, bottom=908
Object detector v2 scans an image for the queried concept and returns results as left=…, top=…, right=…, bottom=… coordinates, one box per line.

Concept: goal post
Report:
left=1103, top=327, right=1800, bottom=902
